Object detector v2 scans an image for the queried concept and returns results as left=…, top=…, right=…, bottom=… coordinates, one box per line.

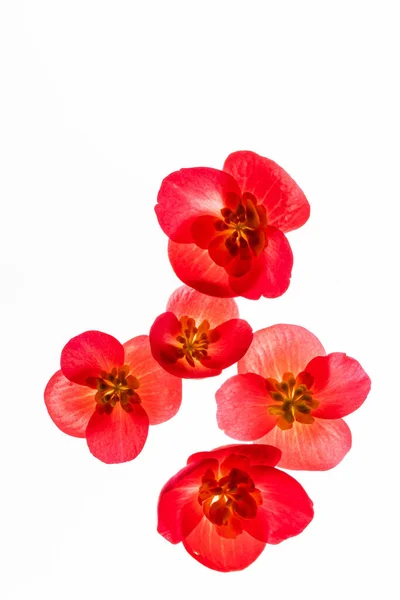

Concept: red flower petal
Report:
left=230, top=227, right=293, bottom=299
left=187, top=444, right=282, bottom=467
left=190, top=215, right=221, bottom=249
left=149, top=312, right=222, bottom=378
left=60, top=330, right=125, bottom=387
left=168, top=240, right=237, bottom=297
left=182, top=516, right=266, bottom=572
left=155, top=167, right=241, bottom=243
left=203, top=319, right=253, bottom=370
left=166, top=285, right=239, bottom=328
left=223, top=151, right=310, bottom=233
left=44, top=370, right=95, bottom=438
left=215, top=374, right=276, bottom=440
left=85, top=403, right=149, bottom=464
left=246, top=465, right=314, bottom=543
left=158, top=458, right=218, bottom=544
left=123, top=335, right=182, bottom=424
left=238, top=324, right=326, bottom=379
left=303, top=353, right=371, bottom=419
left=258, top=418, right=352, bottom=471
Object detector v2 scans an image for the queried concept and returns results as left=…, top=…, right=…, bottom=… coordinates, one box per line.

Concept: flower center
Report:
left=175, top=316, right=219, bottom=367
left=266, top=371, right=319, bottom=430
left=198, top=466, right=262, bottom=538
left=95, top=365, right=140, bottom=415
left=215, top=192, right=268, bottom=259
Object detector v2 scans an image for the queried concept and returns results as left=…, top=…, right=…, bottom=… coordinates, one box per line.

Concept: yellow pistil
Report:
left=95, top=365, right=140, bottom=415
left=266, top=372, right=319, bottom=430
left=175, top=316, right=218, bottom=367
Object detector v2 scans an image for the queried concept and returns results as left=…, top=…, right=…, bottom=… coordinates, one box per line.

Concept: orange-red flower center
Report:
left=175, top=316, right=219, bottom=367
left=95, top=365, right=140, bottom=415
left=198, top=466, right=262, bottom=538
left=266, top=371, right=319, bottom=430
left=215, top=192, right=268, bottom=259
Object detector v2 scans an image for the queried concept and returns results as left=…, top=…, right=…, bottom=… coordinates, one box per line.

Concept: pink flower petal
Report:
left=216, top=374, right=276, bottom=440
left=166, top=285, right=239, bottom=328
left=60, top=330, right=125, bottom=387
left=304, top=353, right=371, bottom=419
left=155, top=167, right=241, bottom=242
left=223, top=151, right=310, bottom=233
left=238, top=324, right=326, bottom=379
left=44, top=370, right=95, bottom=438
left=203, top=319, right=253, bottom=370
left=182, top=516, right=266, bottom=572
left=123, top=335, right=182, bottom=424
left=86, top=403, right=149, bottom=464
left=257, top=418, right=352, bottom=471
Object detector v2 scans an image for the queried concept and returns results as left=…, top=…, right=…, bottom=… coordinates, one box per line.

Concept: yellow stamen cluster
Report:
left=95, top=365, right=140, bottom=415
left=266, top=372, right=319, bottom=430
left=175, top=316, right=214, bottom=367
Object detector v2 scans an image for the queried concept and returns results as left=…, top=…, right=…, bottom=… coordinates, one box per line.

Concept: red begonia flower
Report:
left=155, top=151, right=309, bottom=299
left=149, top=285, right=253, bottom=378
left=44, top=331, right=182, bottom=464
left=216, top=325, right=371, bottom=471
left=157, top=444, right=314, bottom=572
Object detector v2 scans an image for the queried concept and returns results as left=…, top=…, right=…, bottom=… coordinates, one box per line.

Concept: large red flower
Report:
left=149, top=285, right=253, bottom=378
left=155, top=150, right=310, bottom=299
left=157, top=444, right=314, bottom=572
left=216, top=325, right=371, bottom=470
left=44, top=331, right=182, bottom=464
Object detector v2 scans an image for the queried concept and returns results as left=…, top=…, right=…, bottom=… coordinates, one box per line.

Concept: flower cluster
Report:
left=45, top=150, right=371, bottom=572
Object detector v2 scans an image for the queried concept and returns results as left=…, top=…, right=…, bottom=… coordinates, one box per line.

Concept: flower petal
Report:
left=168, top=240, right=237, bottom=297
left=157, top=458, right=218, bottom=544
left=187, top=444, right=282, bottom=467
left=155, top=167, right=241, bottom=243
left=166, top=285, right=239, bottom=328
left=303, top=353, right=371, bottom=419
left=230, top=227, right=293, bottom=299
left=44, top=370, right=95, bottom=438
left=246, top=465, right=314, bottom=543
left=203, top=319, right=253, bottom=370
left=123, top=335, right=182, bottom=424
left=216, top=374, right=276, bottom=440
left=182, top=517, right=266, bottom=572
left=257, top=418, right=352, bottom=471
left=223, top=151, right=310, bottom=233
left=238, top=324, right=326, bottom=380
left=60, top=330, right=125, bottom=386
left=85, top=403, right=149, bottom=464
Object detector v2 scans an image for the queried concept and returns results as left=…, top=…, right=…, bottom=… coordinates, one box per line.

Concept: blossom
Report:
left=157, top=443, right=314, bottom=572
left=44, top=330, right=182, bottom=464
left=216, top=324, right=371, bottom=470
left=149, top=285, right=253, bottom=378
left=155, top=150, right=309, bottom=299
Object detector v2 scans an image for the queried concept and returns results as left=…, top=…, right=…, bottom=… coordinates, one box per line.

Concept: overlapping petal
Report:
left=187, top=444, right=282, bottom=467
left=123, top=335, right=182, bottom=424
left=257, top=418, right=352, bottom=471
left=304, top=353, right=371, bottom=419
left=202, top=319, right=253, bottom=369
left=44, top=370, right=95, bottom=437
left=231, top=227, right=293, bottom=299
left=216, top=374, right=276, bottom=440
left=238, top=324, right=326, bottom=379
left=85, top=403, right=149, bottom=464
left=155, top=167, right=241, bottom=243
left=182, top=517, right=266, bottom=572
left=223, top=151, right=310, bottom=233
left=60, top=330, right=125, bottom=387
left=157, top=458, right=218, bottom=544
left=247, top=465, right=314, bottom=543
left=166, top=285, right=239, bottom=327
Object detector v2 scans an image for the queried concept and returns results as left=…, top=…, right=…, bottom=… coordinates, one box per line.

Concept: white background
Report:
left=1, top=1, right=398, bottom=598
